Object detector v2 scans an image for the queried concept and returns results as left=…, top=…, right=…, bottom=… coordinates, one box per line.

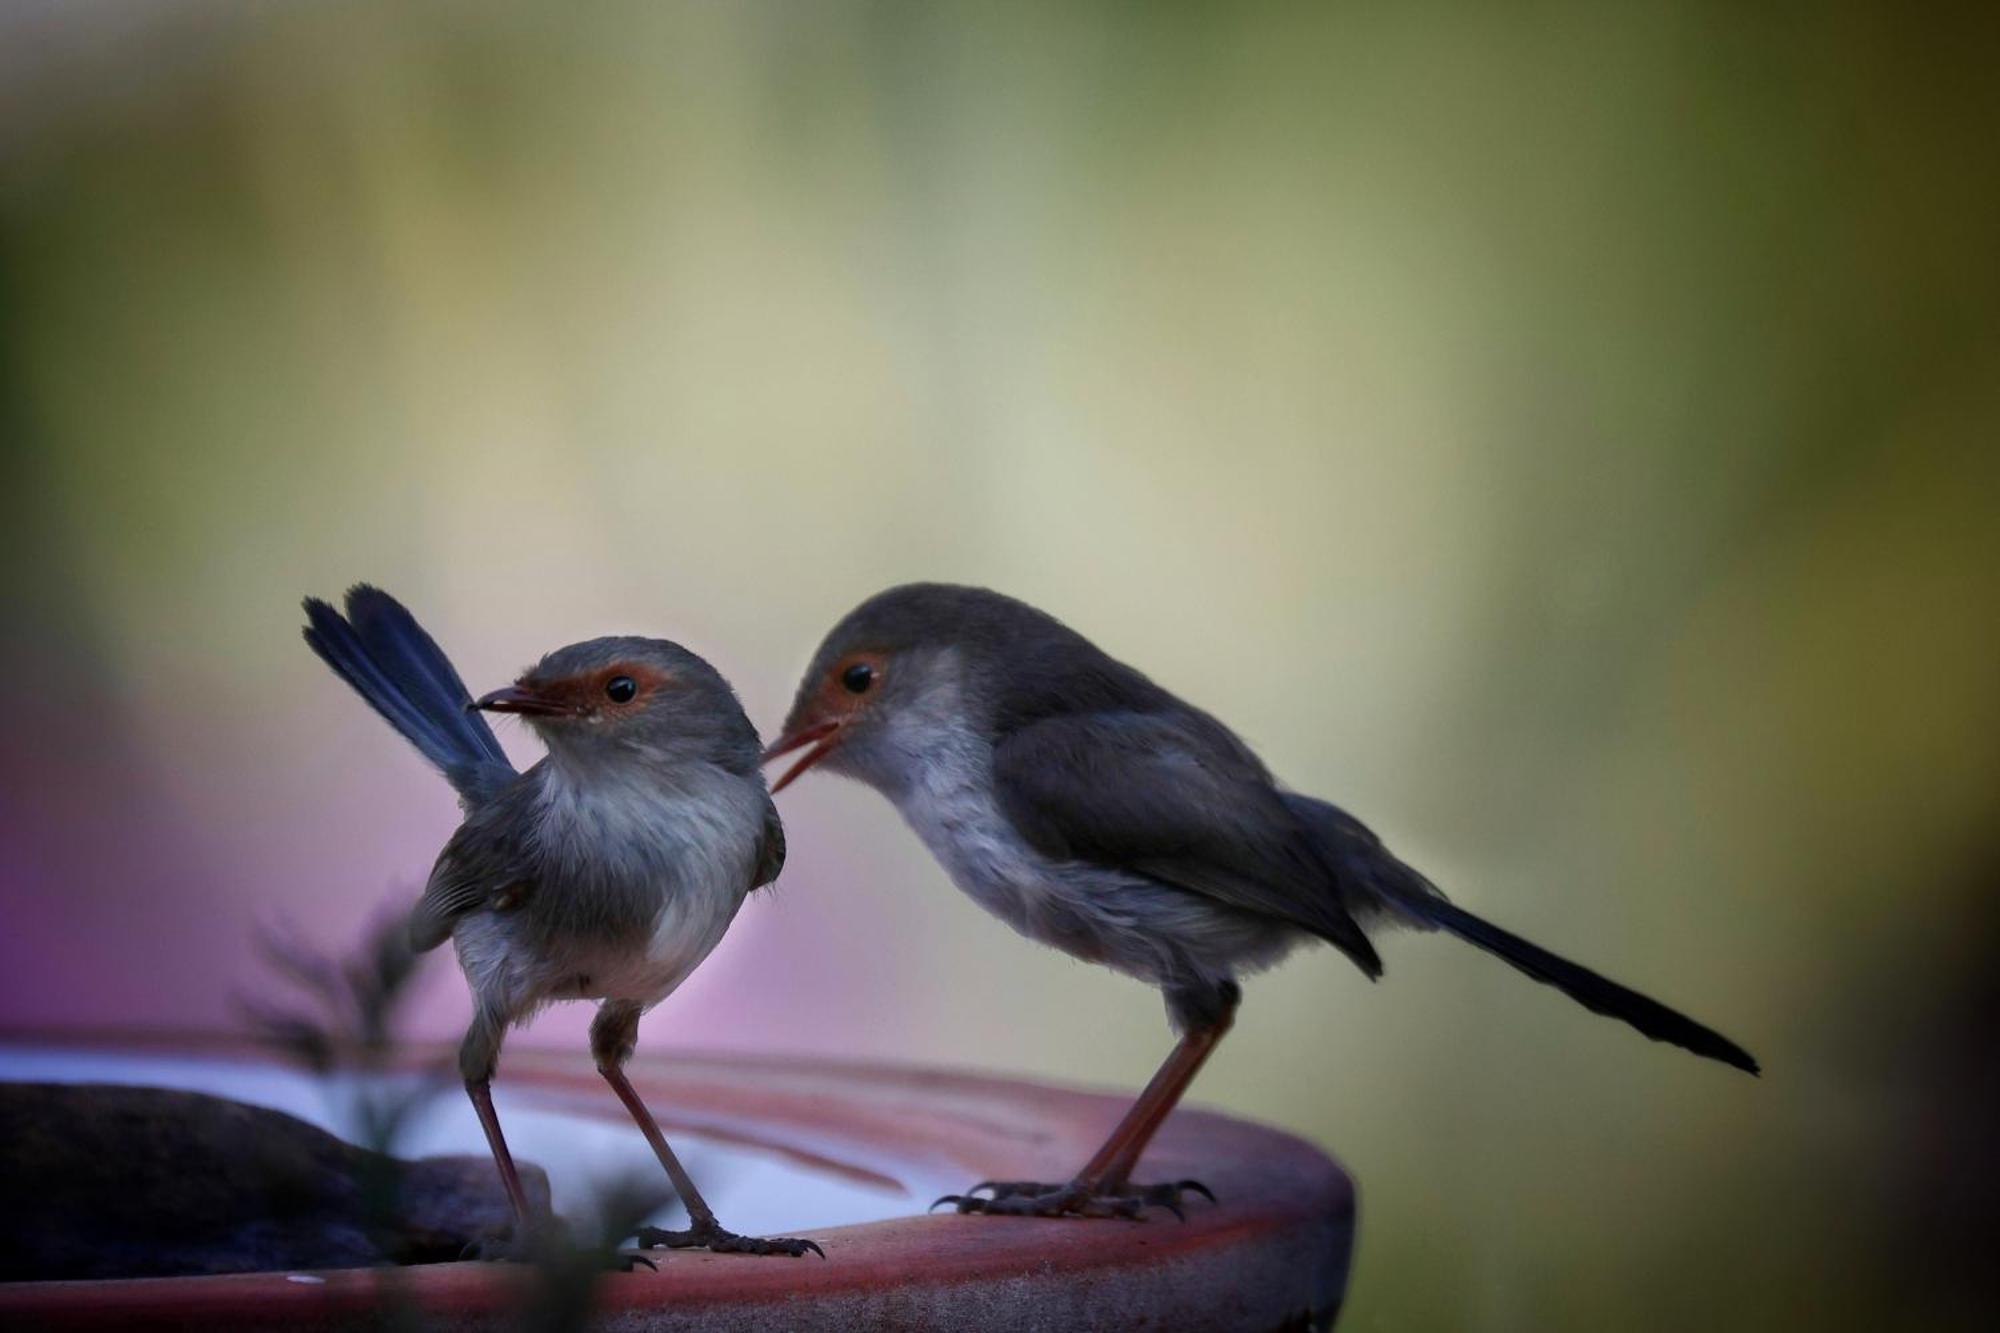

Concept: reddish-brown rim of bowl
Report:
left=0, top=1029, right=1355, bottom=1331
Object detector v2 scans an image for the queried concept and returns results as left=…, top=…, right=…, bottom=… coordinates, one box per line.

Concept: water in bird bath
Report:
left=0, top=1044, right=922, bottom=1240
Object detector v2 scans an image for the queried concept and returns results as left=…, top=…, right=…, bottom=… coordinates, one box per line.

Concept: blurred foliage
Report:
left=2, top=2, right=1996, bottom=1328
left=247, top=915, right=668, bottom=1324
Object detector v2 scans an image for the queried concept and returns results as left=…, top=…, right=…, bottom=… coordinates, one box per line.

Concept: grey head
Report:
left=476, top=636, right=763, bottom=777
left=764, top=583, right=1208, bottom=797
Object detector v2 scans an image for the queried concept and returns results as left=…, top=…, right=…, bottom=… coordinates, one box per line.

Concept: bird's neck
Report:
left=537, top=741, right=718, bottom=802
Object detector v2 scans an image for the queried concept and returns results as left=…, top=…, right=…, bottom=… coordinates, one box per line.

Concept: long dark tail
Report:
left=1284, top=793, right=1759, bottom=1074
left=302, top=585, right=514, bottom=806
left=1404, top=895, right=1759, bottom=1074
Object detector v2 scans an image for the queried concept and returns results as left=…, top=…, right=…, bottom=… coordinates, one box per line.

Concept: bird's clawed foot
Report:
left=461, top=1217, right=658, bottom=1270
left=930, top=1177, right=1216, bottom=1220
left=632, top=1220, right=825, bottom=1259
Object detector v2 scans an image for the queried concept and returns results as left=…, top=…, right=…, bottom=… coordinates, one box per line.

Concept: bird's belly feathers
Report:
left=896, top=767, right=1294, bottom=985
left=456, top=776, right=758, bottom=1015
left=540, top=869, right=744, bottom=1003
left=455, top=868, right=748, bottom=1016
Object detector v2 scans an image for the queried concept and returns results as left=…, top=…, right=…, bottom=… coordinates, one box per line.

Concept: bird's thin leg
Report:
left=466, top=1078, right=533, bottom=1222
left=1084, top=1012, right=1232, bottom=1191
left=598, top=1059, right=718, bottom=1226
left=459, top=1011, right=660, bottom=1265
left=458, top=1010, right=534, bottom=1226
left=938, top=983, right=1239, bottom=1220
left=593, top=1001, right=822, bottom=1259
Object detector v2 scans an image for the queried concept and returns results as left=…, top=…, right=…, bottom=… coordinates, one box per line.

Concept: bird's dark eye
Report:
left=841, top=662, right=875, bottom=694
left=605, top=675, right=638, bottom=704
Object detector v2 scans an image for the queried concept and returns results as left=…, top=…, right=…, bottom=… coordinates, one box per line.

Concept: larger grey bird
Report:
left=765, top=583, right=1758, bottom=1221
left=303, top=586, right=819, bottom=1260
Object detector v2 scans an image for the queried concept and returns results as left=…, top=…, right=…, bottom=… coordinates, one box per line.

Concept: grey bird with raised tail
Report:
left=765, top=583, right=1758, bottom=1221
left=303, top=585, right=820, bottom=1261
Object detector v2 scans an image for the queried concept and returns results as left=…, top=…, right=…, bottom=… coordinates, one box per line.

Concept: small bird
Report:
left=303, top=586, right=820, bottom=1260
left=766, top=583, right=1758, bottom=1220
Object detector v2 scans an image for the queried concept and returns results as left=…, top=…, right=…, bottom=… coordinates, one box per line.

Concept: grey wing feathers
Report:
left=1280, top=792, right=1448, bottom=927
left=992, top=712, right=1383, bottom=978
left=753, top=797, right=786, bottom=890
left=409, top=811, right=530, bottom=952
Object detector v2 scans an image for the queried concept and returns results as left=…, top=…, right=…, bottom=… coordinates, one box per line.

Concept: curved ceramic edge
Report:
left=0, top=1036, right=1354, bottom=1332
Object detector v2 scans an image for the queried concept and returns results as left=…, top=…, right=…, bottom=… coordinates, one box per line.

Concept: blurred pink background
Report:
left=3, top=3, right=1997, bottom=1327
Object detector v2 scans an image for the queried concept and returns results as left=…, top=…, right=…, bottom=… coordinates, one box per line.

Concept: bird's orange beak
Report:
left=762, top=719, right=842, bottom=793
left=471, top=683, right=573, bottom=717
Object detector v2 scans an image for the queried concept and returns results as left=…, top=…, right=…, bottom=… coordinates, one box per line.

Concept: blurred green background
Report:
left=3, top=2, right=1996, bottom=1327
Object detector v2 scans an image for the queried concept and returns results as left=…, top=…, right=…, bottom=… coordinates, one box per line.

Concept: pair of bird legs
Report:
left=461, top=986, right=1234, bottom=1256
left=462, top=1000, right=822, bottom=1267
left=935, top=984, right=1238, bottom=1220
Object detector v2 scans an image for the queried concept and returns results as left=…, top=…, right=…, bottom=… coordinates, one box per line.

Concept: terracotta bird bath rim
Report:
left=0, top=1032, right=1355, bottom=1331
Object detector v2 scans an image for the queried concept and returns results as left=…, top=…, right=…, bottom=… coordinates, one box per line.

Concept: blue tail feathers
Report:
left=302, top=585, right=515, bottom=805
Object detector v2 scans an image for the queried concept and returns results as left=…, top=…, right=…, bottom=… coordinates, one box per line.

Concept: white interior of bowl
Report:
left=0, top=1045, right=928, bottom=1239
